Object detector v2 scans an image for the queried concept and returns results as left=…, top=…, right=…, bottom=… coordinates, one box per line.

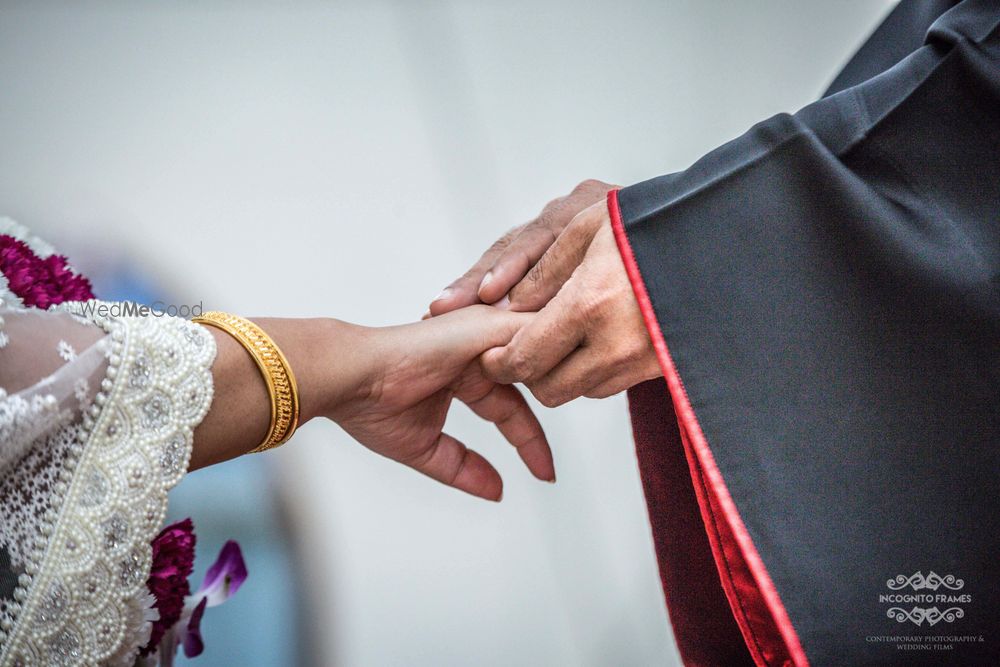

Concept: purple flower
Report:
left=181, top=597, right=209, bottom=658
left=179, top=540, right=248, bottom=658
left=195, top=540, right=248, bottom=607
left=0, top=235, right=94, bottom=307
left=142, top=519, right=197, bottom=657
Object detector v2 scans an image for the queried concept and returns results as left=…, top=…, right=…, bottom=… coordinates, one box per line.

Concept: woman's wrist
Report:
left=253, top=317, right=377, bottom=425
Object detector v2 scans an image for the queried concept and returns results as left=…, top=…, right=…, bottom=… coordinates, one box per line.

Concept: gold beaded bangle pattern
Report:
left=192, top=310, right=300, bottom=453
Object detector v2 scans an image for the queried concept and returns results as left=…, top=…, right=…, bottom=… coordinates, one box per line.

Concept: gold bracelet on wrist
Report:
left=192, top=310, right=300, bottom=453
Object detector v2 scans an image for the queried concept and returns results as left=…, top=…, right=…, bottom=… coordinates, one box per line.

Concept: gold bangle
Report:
left=192, top=311, right=300, bottom=453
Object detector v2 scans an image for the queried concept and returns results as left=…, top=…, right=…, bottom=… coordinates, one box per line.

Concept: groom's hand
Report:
left=480, top=202, right=661, bottom=407
left=428, top=179, right=615, bottom=315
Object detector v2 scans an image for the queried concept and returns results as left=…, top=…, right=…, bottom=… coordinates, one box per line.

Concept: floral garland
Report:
left=0, top=218, right=93, bottom=307
left=0, top=235, right=94, bottom=308
left=0, top=220, right=246, bottom=664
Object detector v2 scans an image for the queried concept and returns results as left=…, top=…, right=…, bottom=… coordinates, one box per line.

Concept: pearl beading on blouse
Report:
left=0, top=302, right=216, bottom=666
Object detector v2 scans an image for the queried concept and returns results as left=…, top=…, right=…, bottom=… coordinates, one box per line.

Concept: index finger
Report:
left=429, top=226, right=522, bottom=316
left=475, top=218, right=560, bottom=305
left=507, top=202, right=607, bottom=312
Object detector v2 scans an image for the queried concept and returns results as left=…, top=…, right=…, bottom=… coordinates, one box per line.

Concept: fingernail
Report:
left=494, top=295, right=511, bottom=310
left=432, top=288, right=452, bottom=303
left=421, top=311, right=432, bottom=320
left=479, top=271, right=493, bottom=291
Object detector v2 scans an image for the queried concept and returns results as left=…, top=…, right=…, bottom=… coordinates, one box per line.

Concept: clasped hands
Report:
left=429, top=180, right=661, bottom=407
left=289, top=181, right=662, bottom=503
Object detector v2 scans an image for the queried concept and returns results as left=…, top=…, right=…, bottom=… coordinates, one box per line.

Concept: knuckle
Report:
left=532, top=386, right=563, bottom=409
left=525, top=260, right=546, bottom=286
left=619, top=340, right=646, bottom=365
left=538, top=395, right=560, bottom=409
left=489, top=226, right=522, bottom=253
left=487, top=238, right=511, bottom=255
left=573, top=179, right=609, bottom=196
left=508, top=350, right=535, bottom=382
left=455, top=270, right=479, bottom=287
left=445, top=448, right=469, bottom=485
left=541, top=195, right=566, bottom=215
left=536, top=203, right=575, bottom=235
left=533, top=207, right=559, bottom=232
left=580, top=290, right=607, bottom=317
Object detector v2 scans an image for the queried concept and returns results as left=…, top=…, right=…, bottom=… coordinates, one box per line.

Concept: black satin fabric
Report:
left=618, top=1, right=1000, bottom=664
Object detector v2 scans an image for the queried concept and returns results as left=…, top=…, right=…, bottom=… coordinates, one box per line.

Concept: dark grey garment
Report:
left=618, top=0, right=1000, bottom=664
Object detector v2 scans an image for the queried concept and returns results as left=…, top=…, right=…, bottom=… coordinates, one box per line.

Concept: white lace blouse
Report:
left=0, top=223, right=216, bottom=666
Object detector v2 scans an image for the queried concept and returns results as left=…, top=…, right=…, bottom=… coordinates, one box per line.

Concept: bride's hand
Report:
left=320, top=306, right=553, bottom=501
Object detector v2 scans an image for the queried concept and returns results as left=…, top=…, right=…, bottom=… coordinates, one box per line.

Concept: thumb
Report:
left=507, top=202, right=606, bottom=312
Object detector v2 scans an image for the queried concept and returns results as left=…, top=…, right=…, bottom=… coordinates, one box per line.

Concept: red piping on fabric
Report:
left=607, top=189, right=809, bottom=667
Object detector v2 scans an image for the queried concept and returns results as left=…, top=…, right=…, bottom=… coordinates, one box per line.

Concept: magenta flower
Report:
left=0, top=234, right=94, bottom=307
left=142, top=519, right=197, bottom=657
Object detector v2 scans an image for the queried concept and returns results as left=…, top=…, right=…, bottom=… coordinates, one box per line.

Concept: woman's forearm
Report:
left=187, top=306, right=551, bottom=498
left=189, top=317, right=371, bottom=470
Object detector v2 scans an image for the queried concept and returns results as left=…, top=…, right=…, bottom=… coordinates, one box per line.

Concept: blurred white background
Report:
left=0, top=2, right=894, bottom=665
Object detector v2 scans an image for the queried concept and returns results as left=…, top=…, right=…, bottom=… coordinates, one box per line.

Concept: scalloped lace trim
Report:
left=0, top=304, right=216, bottom=666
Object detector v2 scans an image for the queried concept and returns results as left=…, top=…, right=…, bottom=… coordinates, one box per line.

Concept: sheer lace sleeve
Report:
left=0, top=303, right=216, bottom=666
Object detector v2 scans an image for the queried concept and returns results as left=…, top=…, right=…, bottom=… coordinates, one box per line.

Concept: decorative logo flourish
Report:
left=887, top=606, right=964, bottom=626
left=886, top=571, right=964, bottom=591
